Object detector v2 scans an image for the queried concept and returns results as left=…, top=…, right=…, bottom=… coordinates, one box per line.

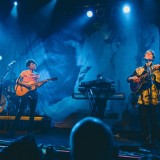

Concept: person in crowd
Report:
left=0, top=135, right=41, bottom=160
left=70, top=117, right=115, bottom=160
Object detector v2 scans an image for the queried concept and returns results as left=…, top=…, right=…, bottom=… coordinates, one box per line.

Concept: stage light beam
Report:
left=11, top=2, right=18, bottom=18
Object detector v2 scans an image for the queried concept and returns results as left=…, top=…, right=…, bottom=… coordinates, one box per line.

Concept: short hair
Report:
left=25, top=59, right=37, bottom=67
left=144, top=49, right=155, bottom=59
left=70, top=117, right=114, bottom=160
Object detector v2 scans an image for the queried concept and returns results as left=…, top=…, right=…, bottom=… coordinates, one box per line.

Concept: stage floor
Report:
left=0, top=127, right=160, bottom=160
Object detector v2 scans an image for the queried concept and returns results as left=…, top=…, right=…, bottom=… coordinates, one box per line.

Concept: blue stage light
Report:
left=123, top=5, right=130, bottom=13
left=14, top=1, right=18, bottom=6
left=86, top=10, right=93, bottom=18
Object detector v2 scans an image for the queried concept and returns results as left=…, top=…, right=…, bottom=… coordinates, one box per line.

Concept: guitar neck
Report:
left=31, top=78, right=56, bottom=86
left=31, top=80, right=48, bottom=86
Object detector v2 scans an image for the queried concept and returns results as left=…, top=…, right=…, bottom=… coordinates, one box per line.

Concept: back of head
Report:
left=70, top=117, right=114, bottom=160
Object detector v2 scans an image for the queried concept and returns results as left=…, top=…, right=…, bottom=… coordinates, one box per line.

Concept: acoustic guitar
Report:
left=129, top=68, right=159, bottom=93
left=15, top=77, right=57, bottom=96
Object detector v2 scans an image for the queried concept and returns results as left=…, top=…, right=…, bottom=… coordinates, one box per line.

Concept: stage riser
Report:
left=0, top=116, right=43, bottom=121
left=0, top=116, right=51, bottom=131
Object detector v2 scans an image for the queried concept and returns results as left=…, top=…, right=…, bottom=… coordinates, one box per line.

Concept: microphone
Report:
left=144, top=58, right=153, bottom=62
left=8, top=60, right=16, bottom=67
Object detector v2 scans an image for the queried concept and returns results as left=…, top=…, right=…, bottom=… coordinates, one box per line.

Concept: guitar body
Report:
left=129, top=70, right=149, bottom=93
left=129, top=81, right=149, bottom=93
left=129, top=67, right=160, bottom=93
left=15, top=77, right=57, bottom=96
left=129, top=82, right=141, bottom=93
left=15, top=85, right=32, bottom=96
left=130, top=80, right=152, bottom=93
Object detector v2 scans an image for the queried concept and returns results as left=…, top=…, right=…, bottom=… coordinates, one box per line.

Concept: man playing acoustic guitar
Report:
left=14, top=59, right=40, bottom=134
left=127, top=50, right=160, bottom=147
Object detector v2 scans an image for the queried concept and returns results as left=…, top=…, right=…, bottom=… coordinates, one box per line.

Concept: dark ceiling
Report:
left=0, top=0, right=160, bottom=38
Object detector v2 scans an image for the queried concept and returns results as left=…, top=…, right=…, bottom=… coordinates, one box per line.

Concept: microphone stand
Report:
left=84, top=87, right=95, bottom=115
left=147, top=65, right=153, bottom=104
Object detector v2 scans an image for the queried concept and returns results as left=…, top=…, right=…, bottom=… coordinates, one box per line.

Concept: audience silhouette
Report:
left=0, top=134, right=41, bottom=160
left=70, top=117, right=114, bottom=160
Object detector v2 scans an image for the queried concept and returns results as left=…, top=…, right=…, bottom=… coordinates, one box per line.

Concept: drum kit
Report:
left=0, top=61, right=20, bottom=116
left=0, top=73, right=20, bottom=115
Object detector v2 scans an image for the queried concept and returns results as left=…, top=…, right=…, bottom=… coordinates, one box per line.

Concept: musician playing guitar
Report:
left=14, top=59, right=40, bottom=134
left=127, top=50, right=160, bottom=147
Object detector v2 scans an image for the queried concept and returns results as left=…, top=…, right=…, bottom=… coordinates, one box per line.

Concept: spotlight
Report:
left=123, top=5, right=130, bottom=13
left=96, top=8, right=104, bottom=17
left=86, top=10, right=93, bottom=18
left=14, top=1, right=18, bottom=6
